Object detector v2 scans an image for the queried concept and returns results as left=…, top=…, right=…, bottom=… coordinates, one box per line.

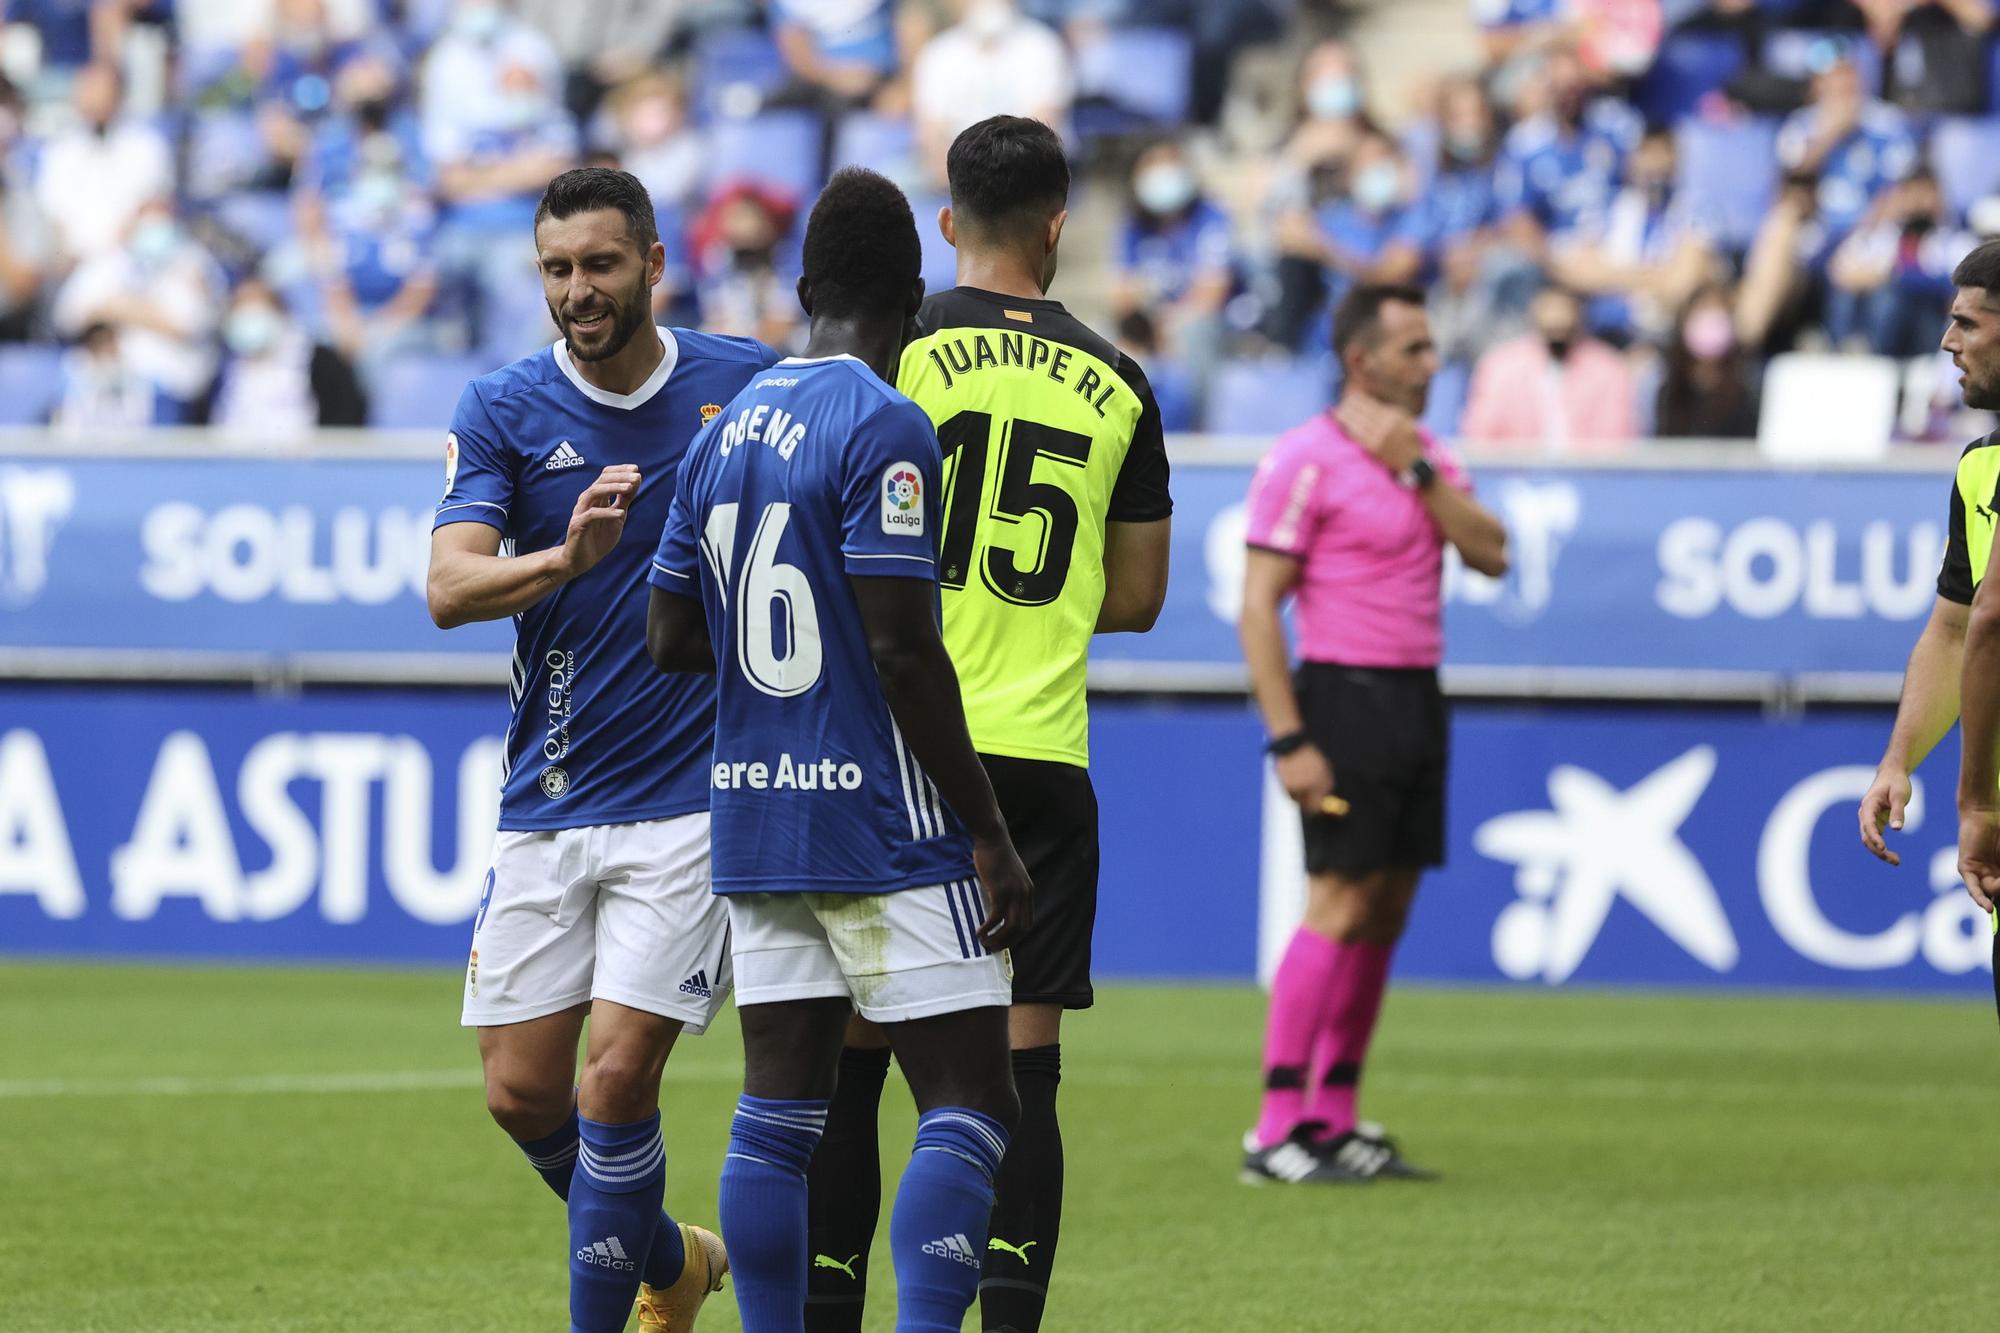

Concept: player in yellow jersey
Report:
left=800, top=116, right=1173, bottom=1333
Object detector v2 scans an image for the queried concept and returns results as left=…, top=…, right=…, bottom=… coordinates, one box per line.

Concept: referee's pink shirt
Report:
left=1241, top=410, right=1468, bottom=669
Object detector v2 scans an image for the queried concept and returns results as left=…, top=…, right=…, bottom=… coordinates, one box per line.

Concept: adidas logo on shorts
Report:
left=677, top=970, right=712, bottom=998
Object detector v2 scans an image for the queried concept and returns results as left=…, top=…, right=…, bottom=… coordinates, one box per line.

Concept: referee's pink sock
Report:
left=1254, top=926, right=1342, bottom=1148
left=1305, top=939, right=1394, bottom=1139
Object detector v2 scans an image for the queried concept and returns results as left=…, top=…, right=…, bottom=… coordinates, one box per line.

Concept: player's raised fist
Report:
left=560, top=465, right=641, bottom=579
left=972, top=834, right=1034, bottom=951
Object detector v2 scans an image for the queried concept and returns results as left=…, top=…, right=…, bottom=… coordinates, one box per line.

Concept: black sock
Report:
left=803, top=1044, right=893, bottom=1333
left=980, top=1044, right=1063, bottom=1333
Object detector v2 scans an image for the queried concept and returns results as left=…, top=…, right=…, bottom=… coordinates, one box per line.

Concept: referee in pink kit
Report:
left=1237, top=284, right=1509, bottom=1184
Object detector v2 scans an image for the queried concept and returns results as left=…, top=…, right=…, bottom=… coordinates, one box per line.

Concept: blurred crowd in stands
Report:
left=1, top=0, right=1997, bottom=446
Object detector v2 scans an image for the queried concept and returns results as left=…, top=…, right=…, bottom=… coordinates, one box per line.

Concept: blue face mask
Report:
left=455, top=3, right=505, bottom=42
left=1135, top=163, right=1197, bottom=217
left=130, top=218, right=179, bottom=266
left=224, top=305, right=283, bottom=356
left=1308, top=75, right=1358, bottom=121
left=1352, top=161, right=1401, bottom=213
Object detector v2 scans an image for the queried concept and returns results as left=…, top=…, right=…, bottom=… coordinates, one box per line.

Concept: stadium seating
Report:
left=0, top=345, right=64, bottom=425
left=1929, top=116, right=2000, bottom=221
left=210, top=192, right=297, bottom=257
left=1633, top=29, right=1744, bottom=126
left=1210, top=357, right=1333, bottom=436
left=705, top=110, right=825, bottom=204
left=688, top=26, right=791, bottom=124
left=1675, top=116, right=1780, bottom=253
left=1073, top=26, right=1194, bottom=134
left=368, top=352, right=495, bottom=429
left=1756, top=351, right=1901, bottom=460
left=831, top=112, right=916, bottom=180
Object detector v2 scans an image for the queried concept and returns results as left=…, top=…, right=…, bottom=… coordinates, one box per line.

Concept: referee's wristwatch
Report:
left=1266, top=729, right=1313, bottom=757
left=1402, top=457, right=1438, bottom=491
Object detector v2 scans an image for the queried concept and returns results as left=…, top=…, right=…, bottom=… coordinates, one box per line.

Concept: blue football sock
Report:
left=568, top=1112, right=667, bottom=1333
left=889, top=1109, right=1010, bottom=1332
left=718, top=1094, right=829, bottom=1333
left=514, top=1104, right=684, bottom=1288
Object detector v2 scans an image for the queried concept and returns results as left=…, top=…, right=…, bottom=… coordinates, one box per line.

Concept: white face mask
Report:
left=130, top=217, right=179, bottom=266
left=1352, top=160, right=1401, bottom=213
left=225, top=304, right=283, bottom=356
left=1135, top=163, right=1196, bottom=217
left=1307, top=75, right=1358, bottom=121
left=966, top=1, right=1012, bottom=40
left=455, top=3, right=505, bottom=42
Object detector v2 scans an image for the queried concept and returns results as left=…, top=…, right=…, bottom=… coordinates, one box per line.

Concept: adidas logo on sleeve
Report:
left=544, top=440, right=588, bottom=471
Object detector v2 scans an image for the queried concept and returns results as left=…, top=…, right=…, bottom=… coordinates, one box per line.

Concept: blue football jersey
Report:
left=434, top=327, right=779, bottom=831
left=649, top=354, right=975, bottom=895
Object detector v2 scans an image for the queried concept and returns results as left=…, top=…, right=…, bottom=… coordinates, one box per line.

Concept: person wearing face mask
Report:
left=1111, top=140, right=1234, bottom=413
left=1460, top=280, right=1637, bottom=451
left=1271, top=132, right=1425, bottom=352
left=1826, top=168, right=1976, bottom=358
left=32, top=63, right=173, bottom=264
left=309, top=129, right=443, bottom=370
left=913, top=0, right=1073, bottom=185
left=1266, top=40, right=1369, bottom=212
left=603, top=72, right=703, bottom=215
left=690, top=184, right=802, bottom=352
left=1656, top=284, right=1760, bottom=439
left=209, top=276, right=368, bottom=435
left=1549, top=128, right=1716, bottom=346
left=50, top=199, right=224, bottom=423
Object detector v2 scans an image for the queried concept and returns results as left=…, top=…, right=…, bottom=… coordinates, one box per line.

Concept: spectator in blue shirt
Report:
left=1113, top=140, right=1235, bottom=373
left=771, top=0, right=901, bottom=110
left=1271, top=129, right=1424, bottom=351
left=1495, top=45, right=1642, bottom=257
left=1775, top=53, right=1916, bottom=254
left=301, top=125, right=440, bottom=368
left=1825, top=166, right=1975, bottom=356
left=1551, top=128, right=1717, bottom=345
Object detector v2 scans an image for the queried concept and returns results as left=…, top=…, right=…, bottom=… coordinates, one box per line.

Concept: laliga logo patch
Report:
left=540, top=766, right=570, bottom=799
left=881, top=463, right=924, bottom=536
left=700, top=402, right=722, bottom=423
left=442, top=433, right=459, bottom=501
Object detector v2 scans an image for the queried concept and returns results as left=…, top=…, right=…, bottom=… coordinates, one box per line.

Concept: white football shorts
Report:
left=460, top=812, right=731, bottom=1032
left=727, top=880, right=1012, bottom=1023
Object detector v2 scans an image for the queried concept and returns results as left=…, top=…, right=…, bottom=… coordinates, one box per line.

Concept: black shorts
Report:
left=981, top=752, right=1099, bottom=1010
left=1296, top=663, right=1448, bottom=877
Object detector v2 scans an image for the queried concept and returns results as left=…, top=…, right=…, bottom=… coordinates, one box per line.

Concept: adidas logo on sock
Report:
left=677, top=969, right=711, bottom=998
left=920, top=1233, right=981, bottom=1267
left=544, top=440, right=588, bottom=471
left=576, top=1235, right=636, bottom=1271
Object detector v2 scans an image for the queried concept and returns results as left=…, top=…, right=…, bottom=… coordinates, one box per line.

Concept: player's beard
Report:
left=556, top=275, right=649, bottom=363
left=1965, top=365, right=2000, bottom=411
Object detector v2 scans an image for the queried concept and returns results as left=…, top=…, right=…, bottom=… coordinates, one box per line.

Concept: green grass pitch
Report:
left=3, top=962, right=1996, bottom=1331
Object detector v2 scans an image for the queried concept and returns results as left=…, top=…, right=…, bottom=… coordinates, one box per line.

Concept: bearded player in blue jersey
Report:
left=426, top=167, right=779, bottom=1333
left=646, top=166, right=1032, bottom=1333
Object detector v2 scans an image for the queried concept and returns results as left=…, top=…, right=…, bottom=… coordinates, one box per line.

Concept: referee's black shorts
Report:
left=981, top=752, right=1098, bottom=1010
left=1295, top=662, right=1448, bottom=877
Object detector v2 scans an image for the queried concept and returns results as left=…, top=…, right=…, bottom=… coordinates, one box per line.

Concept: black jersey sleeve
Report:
left=1941, top=465, right=1975, bottom=604
left=1107, top=352, right=1174, bottom=523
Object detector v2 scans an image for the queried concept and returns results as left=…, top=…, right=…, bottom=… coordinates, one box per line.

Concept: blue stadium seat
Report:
left=910, top=191, right=956, bottom=295
left=185, top=109, right=269, bottom=201
left=1074, top=26, right=1193, bottom=133
left=0, top=345, right=64, bottom=425
left=706, top=111, right=824, bottom=204
left=1633, top=30, right=1744, bottom=126
left=211, top=192, right=296, bottom=257
left=1930, top=116, right=2000, bottom=219
left=1675, top=117, right=1779, bottom=252
left=831, top=112, right=915, bottom=175
left=368, top=353, right=494, bottom=429
left=689, top=27, right=790, bottom=123
left=1207, top=358, right=1332, bottom=435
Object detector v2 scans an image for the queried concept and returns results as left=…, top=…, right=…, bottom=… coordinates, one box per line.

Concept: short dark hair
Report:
left=1333, top=283, right=1426, bottom=360
left=801, top=166, right=921, bottom=319
left=534, top=166, right=659, bottom=251
left=1954, top=239, right=2000, bottom=295
left=946, top=115, right=1070, bottom=239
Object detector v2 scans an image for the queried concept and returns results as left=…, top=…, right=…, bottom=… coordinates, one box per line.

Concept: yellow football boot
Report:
left=634, top=1224, right=728, bottom=1332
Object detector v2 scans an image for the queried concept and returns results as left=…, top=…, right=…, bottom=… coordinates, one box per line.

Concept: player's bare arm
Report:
left=851, top=573, right=1032, bottom=949
left=1860, top=595, right=1968, bottom=864
left=1959, top=531, right=2000, bottom=909
left=644, top=585, right=714, bottom=675
left=426, top=464, right=639, bottom=628
left=1338, top=392, right=1509, bottom=576
left=1095, top=517, right=1171, bottom=633
left=1239, top=545, right=1334, bottom=813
